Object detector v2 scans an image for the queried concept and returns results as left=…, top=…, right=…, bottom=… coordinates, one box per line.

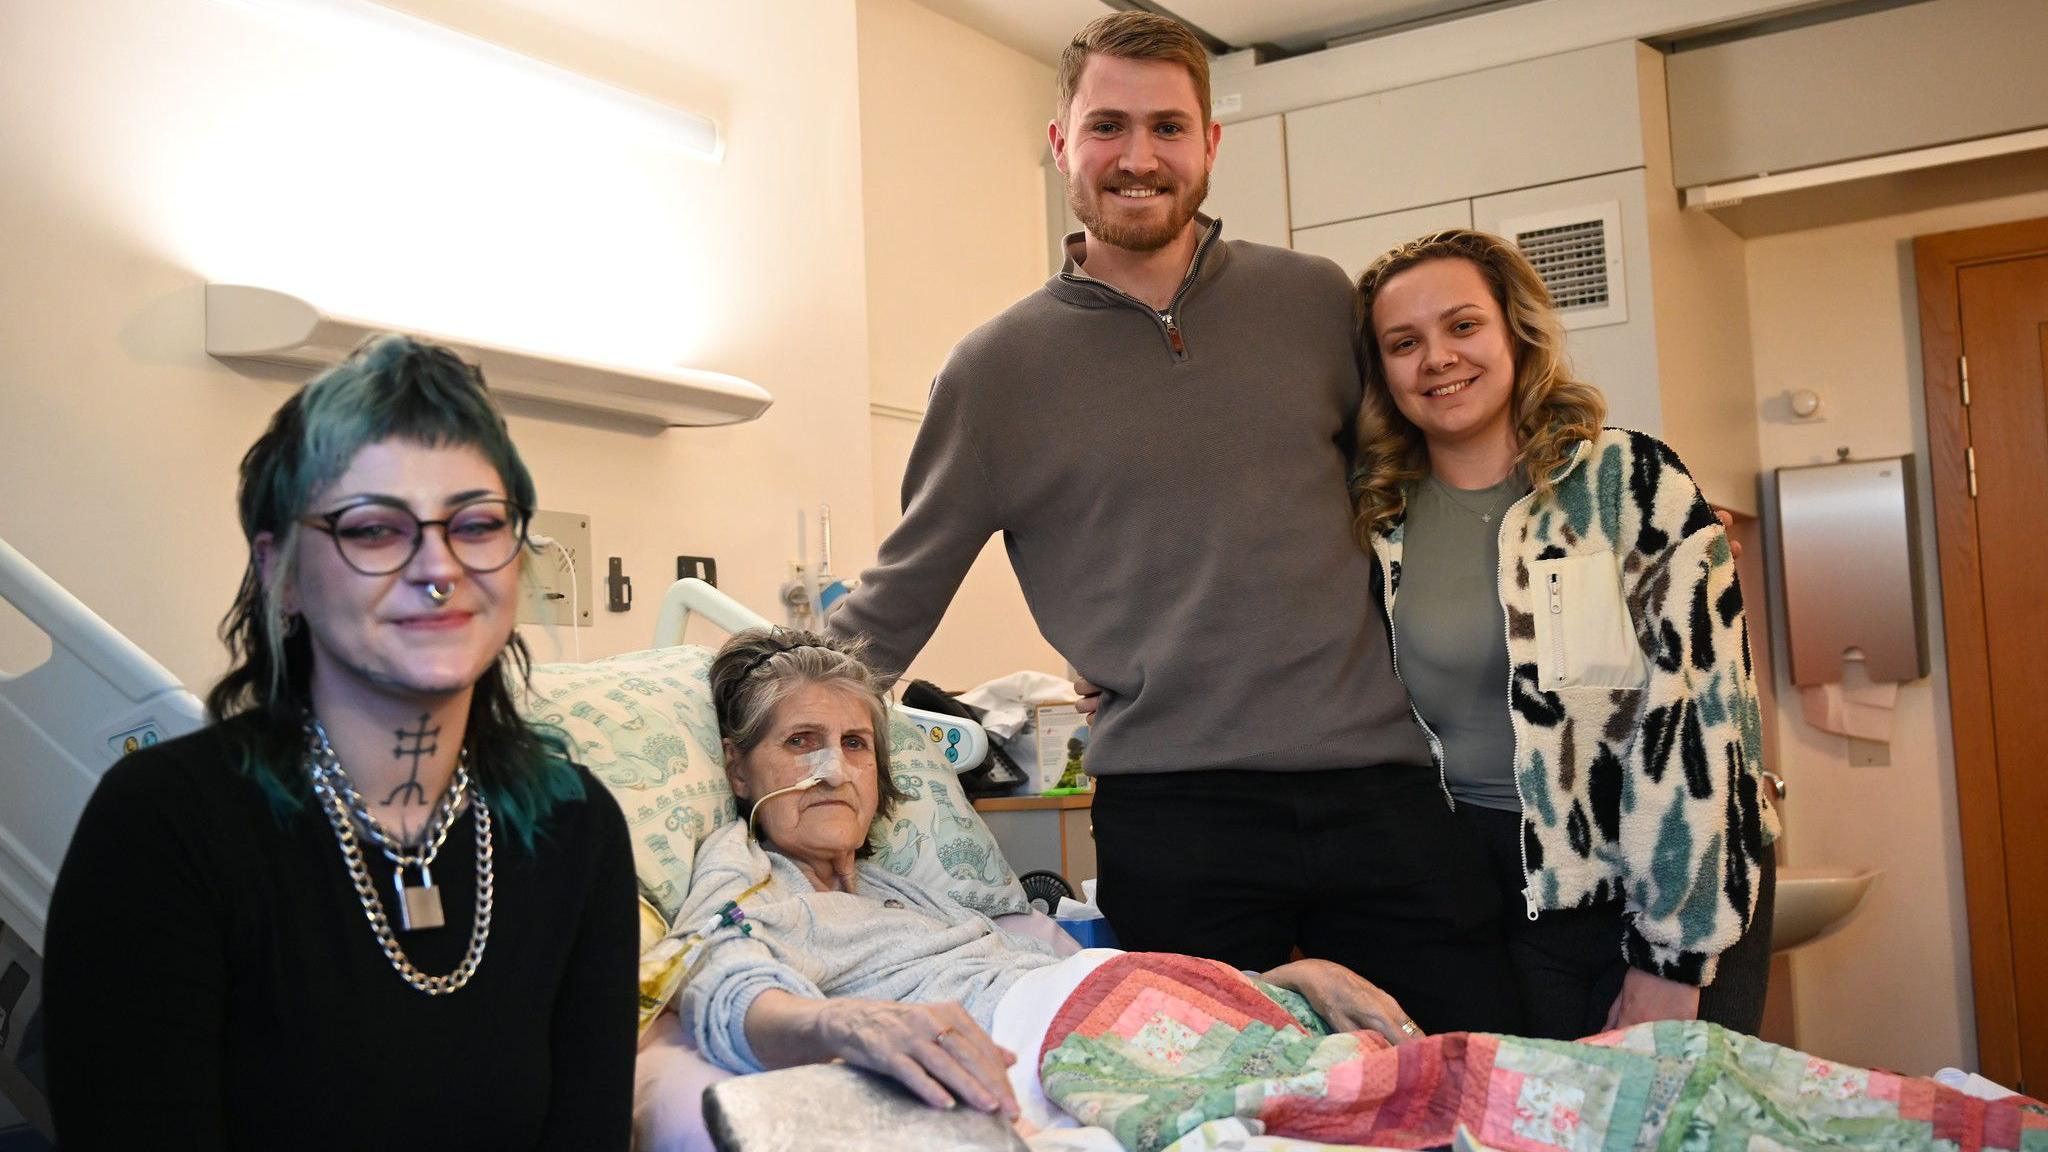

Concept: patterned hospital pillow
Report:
left=525, top=645, right=1026, bottom=923
left=526, top=646, right=735, bottom=920
left=874, top=711, right=1028, bottom=918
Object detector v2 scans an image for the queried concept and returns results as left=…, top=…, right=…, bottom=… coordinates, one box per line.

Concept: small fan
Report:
left=1018, top=870, right=1075, bottom=916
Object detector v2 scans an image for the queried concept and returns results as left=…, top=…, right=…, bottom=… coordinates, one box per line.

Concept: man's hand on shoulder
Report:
left=1715, top=508, right=1743, bottom=560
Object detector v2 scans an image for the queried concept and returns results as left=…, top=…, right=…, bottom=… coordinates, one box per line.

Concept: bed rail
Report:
left=0, top=537, right=205, bottom=952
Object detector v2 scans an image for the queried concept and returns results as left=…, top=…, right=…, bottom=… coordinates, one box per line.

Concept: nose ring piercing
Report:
left=426, top=582, right=453, bottom=604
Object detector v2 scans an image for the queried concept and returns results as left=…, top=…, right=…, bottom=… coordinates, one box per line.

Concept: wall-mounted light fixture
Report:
left=240, top=0, right=723, bottom=162
left=206, top=284, right=772, bottom=429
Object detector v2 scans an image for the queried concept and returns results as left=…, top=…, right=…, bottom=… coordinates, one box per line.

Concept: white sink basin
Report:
left=1772, top=865, right=1878, bottom=952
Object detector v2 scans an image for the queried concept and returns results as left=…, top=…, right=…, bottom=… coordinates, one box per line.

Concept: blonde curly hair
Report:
left=1350, top=229, right=1605, bottom=542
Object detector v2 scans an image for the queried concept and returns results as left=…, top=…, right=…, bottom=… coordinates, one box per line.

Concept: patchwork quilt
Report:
left=1039, top=953, right=2047, bottom=1152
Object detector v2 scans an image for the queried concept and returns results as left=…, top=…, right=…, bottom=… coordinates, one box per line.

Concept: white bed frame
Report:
left=0, top=537, right=206, bottom=955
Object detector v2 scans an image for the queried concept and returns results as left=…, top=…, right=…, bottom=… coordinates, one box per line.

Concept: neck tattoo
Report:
left=385, top=713, right=440, bottom=807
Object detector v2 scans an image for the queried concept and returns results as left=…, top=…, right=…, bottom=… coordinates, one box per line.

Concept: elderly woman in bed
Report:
left=679, top=628, right=1422, bottom=1130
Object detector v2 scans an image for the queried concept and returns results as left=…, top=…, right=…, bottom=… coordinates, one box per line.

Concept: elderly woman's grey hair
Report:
left=709, top=627, right=907, bottom=839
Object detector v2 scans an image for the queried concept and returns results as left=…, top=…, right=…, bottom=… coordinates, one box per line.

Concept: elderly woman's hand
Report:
left=813, top=998, right=1020, bottom=1119
left=1260, top=958, right=1422, bottom=1047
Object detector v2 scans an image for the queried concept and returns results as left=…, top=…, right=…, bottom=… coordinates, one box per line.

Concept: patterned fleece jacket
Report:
left=1369, top=428, right=1781, bottom=985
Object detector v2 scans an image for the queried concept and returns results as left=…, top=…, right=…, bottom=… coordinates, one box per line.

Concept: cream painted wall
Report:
left=1635, top=45, right=1760, bottom=516
left=0, top=1, right=876, bottom=689
left=1746, top=187, right=2048, bottom=1076
left=854, top=0, right=1066, bottom=691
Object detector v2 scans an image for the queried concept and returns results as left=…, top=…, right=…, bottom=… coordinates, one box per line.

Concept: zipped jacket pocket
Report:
left=1529, top=552, right=1649, bottom=691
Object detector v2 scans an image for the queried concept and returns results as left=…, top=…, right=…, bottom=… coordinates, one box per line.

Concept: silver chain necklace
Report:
left=1427, top=472, right=1520, bottom=525
left=304, top=717, right=493, bottom=995
left=308, top=717, right=468, bottom=929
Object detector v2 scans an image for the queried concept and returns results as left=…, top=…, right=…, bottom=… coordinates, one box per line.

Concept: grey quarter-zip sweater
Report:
left=831, top=218, right=1431, bottom=778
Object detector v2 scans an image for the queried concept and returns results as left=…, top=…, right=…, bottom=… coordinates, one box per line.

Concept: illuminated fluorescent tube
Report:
left=206, top=284, right=772, bottom=429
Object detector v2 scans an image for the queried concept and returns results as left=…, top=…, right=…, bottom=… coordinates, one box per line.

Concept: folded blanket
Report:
left=1039, top=953, right=2047, bottom=1152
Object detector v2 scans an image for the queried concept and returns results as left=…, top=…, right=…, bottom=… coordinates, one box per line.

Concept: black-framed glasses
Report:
left=300, top=497, right=531, bottom=576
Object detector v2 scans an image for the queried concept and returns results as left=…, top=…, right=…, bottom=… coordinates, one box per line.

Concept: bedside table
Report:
left=970, top=793, right=1096, bottom=889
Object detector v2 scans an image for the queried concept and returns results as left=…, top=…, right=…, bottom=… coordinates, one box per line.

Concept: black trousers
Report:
left=1458, top=803, right=1777, bottom=1040
left=1091, top=765, right=1524, bottom=1036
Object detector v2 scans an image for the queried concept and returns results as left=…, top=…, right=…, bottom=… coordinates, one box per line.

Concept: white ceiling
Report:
left=906, top=0, right=1108, bottom=64
left=907, top=0, right=1523, bottom=62
left=1166, top=0, right=1522, bottom=53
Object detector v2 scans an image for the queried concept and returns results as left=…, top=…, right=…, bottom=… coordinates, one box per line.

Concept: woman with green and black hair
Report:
left=42, top=335, right=638, bottom=1149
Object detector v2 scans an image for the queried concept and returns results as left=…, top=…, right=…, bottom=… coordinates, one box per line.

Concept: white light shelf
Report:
left=1682, top=127, right=2048, bottom=210
left=205, top=284, right=772, bottom=429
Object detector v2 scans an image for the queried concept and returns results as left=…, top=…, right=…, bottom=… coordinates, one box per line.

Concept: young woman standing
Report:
left=1353, top=230, right=1778, bottom=1038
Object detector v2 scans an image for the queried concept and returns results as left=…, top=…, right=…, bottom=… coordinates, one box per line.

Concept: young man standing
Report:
left=828, top=12, right=1519, bottom=1035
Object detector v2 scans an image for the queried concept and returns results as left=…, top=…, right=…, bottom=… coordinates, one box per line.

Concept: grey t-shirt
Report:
left=1392, top=472, right=1532, bottom=812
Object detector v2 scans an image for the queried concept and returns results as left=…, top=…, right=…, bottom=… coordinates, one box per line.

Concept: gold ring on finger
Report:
left=934, top=1026, right=955, bottom=1044
left=1398, top=1020, right=1420, bottom=1036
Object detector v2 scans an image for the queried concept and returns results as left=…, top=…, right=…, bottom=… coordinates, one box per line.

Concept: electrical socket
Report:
left=521, top=510, right=594, bottom=627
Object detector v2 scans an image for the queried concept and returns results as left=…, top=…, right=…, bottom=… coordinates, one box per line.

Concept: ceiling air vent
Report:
left=1498, top=201, right=1627, bottom=331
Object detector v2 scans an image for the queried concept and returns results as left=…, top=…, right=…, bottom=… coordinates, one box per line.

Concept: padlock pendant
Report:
left=395, top=863, right=446, bottom=932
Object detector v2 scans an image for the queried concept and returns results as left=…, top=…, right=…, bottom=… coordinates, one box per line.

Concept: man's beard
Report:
left=1068, top=170, right=1209, bottom=254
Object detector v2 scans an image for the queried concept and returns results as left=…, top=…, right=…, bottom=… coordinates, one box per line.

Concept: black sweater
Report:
left=41, top=716, right=638, bottom=1150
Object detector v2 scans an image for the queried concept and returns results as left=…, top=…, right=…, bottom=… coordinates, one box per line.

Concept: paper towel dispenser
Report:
left=1773, top=454, right=1929, bottom=686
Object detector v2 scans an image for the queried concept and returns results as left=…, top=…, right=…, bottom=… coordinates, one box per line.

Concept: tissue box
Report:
left=1057, top=916, right=1119, bottom=949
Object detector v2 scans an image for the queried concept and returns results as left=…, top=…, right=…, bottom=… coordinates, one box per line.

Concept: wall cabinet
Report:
left=1665, top=0, right=2048, bottom=188
left=1291, top=199, right=1472, bottom=279
left=1204, top=114, right=1291, bottom=249
left=1282, top=42, right=1645, bottom=232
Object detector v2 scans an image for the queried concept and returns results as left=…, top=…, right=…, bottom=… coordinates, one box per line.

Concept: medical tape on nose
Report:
left=794, top=747, right=846, bottom=787
left=746, top=747, right=849, bottom=841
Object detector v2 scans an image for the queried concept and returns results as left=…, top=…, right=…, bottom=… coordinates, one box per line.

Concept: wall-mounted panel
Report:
left=1291, top=200, right=1472, bottom=280
left=1667, top=0, right=2048, bottom=187
left=1205, top=114, right=1291, bottom=249
left=1285, top=42, right=1644, bottom=231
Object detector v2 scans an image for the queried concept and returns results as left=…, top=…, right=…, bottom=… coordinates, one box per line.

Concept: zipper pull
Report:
left=1523, top=886, right=1539, bottom=921
left=1546, top=570, right=1568, bottom=683
left=1161, top=313, right=1186, bottom=356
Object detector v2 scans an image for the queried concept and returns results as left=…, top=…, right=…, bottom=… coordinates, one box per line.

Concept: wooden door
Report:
left=1915, top=218, right=2048, bottom=1093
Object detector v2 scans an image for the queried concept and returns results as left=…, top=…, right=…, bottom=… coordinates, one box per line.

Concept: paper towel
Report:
left=1798, top=651, right=1899, bottom=741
